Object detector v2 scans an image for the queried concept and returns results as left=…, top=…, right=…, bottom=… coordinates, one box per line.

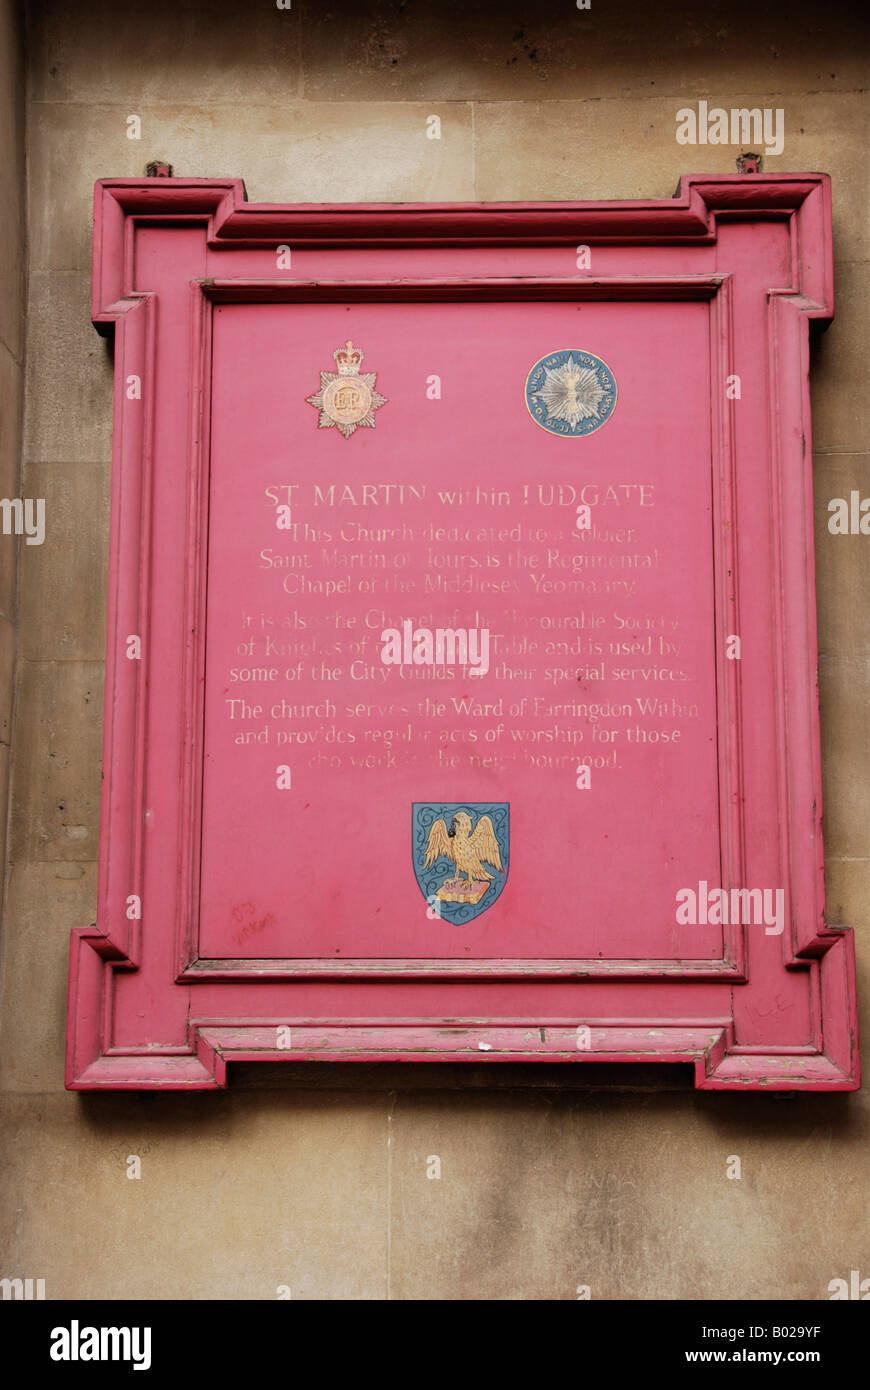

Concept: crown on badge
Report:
left=334, top=340, right=364, bottom=375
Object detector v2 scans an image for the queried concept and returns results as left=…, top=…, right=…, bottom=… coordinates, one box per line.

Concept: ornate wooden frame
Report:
left=66, top=174, right=859, bottom=1089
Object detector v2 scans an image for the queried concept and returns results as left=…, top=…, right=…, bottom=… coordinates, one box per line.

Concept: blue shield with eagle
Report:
left=412, top=802, right=509, bottom=925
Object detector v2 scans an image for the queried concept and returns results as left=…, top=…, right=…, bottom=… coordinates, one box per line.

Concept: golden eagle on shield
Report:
left=423, top=810, right=503, bottom=906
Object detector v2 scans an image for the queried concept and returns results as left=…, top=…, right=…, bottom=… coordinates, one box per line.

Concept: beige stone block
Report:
left=818, top=668, right=870, bottom=861
left=19, top=461, right=110, bottom=662
left=475, top=97, right=684, bottom=204
left=0, top=0, right=24, bottom=361
left=298, top=1, right=866, bottom=103
left=0, top=342, right=22, bottom=615
left=812, top=452, right=870, bottom=859
left=172, top=100, right=474, bottom=203
left=0, top=861, right=96, bottom=1093
left=24, top=273, right=113, bottom=464
left=28, top=0, right=302, bottom=106
left=785, top=94, right=870, bottom=262
left=8, top=659, right=104, bottom=864
left=27, top=100, right=473, bottom=273
left=0, top=341, right=22, bottom=493
left=811, top=264, right=870, bottom=453
left=0, top=611, right=14, bottom=744
left=0, top=735, right=9, bottom=869
left=0, top=1090, right=386, bottom=1298
left=388, top=1089, right=869, bottom=1298
left=0, top=183, right=24, bottom=361
left=825, top=856, right=870, bottom=939
left=814, top=453, right=870, bottom=599
left=26, top=105, right=148, bottom=274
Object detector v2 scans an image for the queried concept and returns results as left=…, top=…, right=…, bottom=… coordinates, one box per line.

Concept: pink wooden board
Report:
left=65, top=174, right=859, bottom=1089
left=200, top=298, right=719, bottom=962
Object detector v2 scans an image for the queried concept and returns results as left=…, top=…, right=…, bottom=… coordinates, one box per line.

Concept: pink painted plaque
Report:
left=66, top=175, right=859, bottom=1089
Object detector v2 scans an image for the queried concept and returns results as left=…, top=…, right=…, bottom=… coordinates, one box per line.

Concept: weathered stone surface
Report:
left=24, top=274, right=113, bottom=464
left=8, top=660, right=104, bottom=864
left=814, top=450, right=870, bottom=861
left=0, top=862, right=96, bottom=1093
left=0, top=343, right=23, bottom=615
left=387, top=1088, right=870, bottom=1299
left=0, top=0, right=24, bottom=361
left=0, top=0, right=866, bottom=1304
left=19, top=462, right=110, bottom=662
left=0, top=1090, right=386, bottom=1298
left=27, top=99, right=475, bottom=273
left=811, top=262, right=870, bottom=452
left=298, top=1, right=866, bottom=104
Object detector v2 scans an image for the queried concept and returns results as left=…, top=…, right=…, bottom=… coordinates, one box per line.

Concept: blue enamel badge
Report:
left=525, top=348, right=617, bottom=437
left=412, top=802, right=509, bottom=925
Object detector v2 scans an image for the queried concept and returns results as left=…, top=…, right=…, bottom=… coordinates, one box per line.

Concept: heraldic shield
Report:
left=412, top=803, right=509, bottom=925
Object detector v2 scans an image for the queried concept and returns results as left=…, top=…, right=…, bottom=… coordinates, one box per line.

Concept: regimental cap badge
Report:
left=306, top=339, right=388, bottom=439
left=524, top=348, right=617, bottom=437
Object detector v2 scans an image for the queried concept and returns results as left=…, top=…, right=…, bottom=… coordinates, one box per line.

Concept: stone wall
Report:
left=0, top=0, right=867, bottom=1299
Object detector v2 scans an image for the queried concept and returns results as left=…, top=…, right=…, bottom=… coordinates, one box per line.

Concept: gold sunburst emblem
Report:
left=306, top=340, right=388, bottom=439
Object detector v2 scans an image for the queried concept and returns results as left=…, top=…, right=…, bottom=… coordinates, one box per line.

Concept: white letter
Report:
left=132, top=1328, right=151, bottom=1371
left=50, top=1328, right=71, bottom=1362
left=675, top=108, right=696, bottom=145
left=468, top=628, right=489, bottom=677
left=380, top=628, right=402, bottom=665
left=24, top=498, right=45, bottom=546
left=764, top=108, right=784, bottom=157
left=764, top=888, right=784, bottom=936
left=827, top=498, right=848, bottom=534
left=675, top=887, right=695, bottom=925
left=707, top=108, right=730, bottom=145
